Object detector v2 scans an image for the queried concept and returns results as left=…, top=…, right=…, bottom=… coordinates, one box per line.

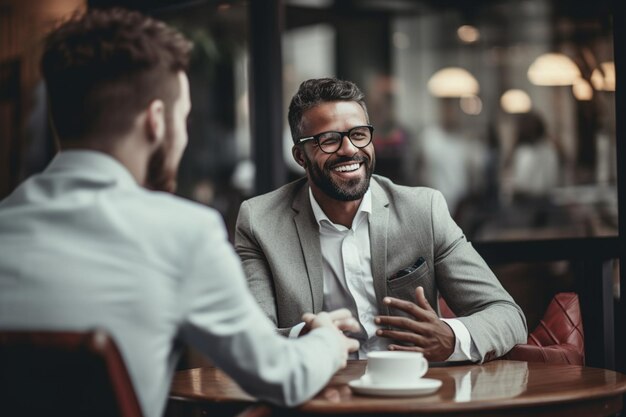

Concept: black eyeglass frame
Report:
left=296, top=125, right=375, bottom=154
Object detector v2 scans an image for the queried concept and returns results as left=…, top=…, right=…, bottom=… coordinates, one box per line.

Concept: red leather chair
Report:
left=0, top=329, right=143, bottom=417
left=439, top=292, right=585, bottom=365
left=503, top=292, right=584, bottom=364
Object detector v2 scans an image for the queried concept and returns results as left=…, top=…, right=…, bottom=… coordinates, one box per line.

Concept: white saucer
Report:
left=348, top=377, right=442, bottom=397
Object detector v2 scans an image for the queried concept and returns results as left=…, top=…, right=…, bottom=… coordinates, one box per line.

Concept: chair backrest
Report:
left=0, top=329, right=143, bottom=417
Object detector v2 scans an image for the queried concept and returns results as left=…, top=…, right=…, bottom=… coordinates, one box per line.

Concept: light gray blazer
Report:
left=235, top=175, right=527, bottom=362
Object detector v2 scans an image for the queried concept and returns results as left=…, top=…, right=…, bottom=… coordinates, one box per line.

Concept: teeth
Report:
left=334, top=163, right=360, bottom=172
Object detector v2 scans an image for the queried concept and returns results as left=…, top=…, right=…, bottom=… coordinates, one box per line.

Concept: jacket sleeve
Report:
left=430, top=190, right=528, bottom=362
left=234, top=200, right=295, bottom=336
left=180, top=209, right=343, bottom=406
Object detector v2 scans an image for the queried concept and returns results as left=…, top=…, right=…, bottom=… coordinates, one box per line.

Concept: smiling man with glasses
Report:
left=235, top=77, right=527, bottom=363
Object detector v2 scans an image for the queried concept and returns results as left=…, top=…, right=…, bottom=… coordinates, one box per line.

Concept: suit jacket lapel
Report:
left=370, top=178, right=390, bottom=315
left=292, top=185, right=324, bottom=313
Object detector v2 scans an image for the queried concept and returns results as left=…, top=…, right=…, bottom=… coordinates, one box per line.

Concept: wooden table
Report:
left=168, top=360, right=626, bottom=417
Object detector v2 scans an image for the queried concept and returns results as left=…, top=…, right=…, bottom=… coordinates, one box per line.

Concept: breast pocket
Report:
left=386, top=260, right=432, bottom=318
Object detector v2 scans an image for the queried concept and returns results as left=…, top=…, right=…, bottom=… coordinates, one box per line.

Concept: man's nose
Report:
left=335, top=134, right=358, bottom=155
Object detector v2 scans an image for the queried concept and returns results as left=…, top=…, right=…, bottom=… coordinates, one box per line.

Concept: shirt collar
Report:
left=45, top=150, right=140, bottom=189
left=308, top=185, right=372, bottom=230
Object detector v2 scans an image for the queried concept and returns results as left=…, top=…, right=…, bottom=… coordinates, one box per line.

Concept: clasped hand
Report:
left=300, top=308, right=360, bottom=367
left=375, top=287, right=455, bottom=362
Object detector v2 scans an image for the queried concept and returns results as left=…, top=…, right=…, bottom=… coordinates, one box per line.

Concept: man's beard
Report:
left=146, top=140, right=178, bottom=193
left=305, top=152, right=375, bottom=201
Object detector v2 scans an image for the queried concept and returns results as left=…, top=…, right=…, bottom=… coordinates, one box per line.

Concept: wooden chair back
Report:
left=0, top=329, right=143, bottom=417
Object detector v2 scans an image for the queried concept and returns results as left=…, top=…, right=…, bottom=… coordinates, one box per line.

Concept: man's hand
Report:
left=302, top=310, right=360, bottom=367
left=374, top=287, right=455, bottom=361
left=299, top=308, right=361, bottom=336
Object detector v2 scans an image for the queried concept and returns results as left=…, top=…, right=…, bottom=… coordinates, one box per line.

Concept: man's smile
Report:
left=333, top=162, right=361, bottom=173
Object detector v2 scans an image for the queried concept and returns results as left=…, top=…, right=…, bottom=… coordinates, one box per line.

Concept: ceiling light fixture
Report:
left=591, top=61, right=615, bottom=91
left=527, top=53, right=581, bottom=86
left=500, top=89, right=532, bottom=113
left=572, top=78, right=593, bottom=101
left=427, top=67, right=479, bottom=97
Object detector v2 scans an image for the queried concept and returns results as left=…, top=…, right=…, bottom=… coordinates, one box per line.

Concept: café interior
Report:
left=1, top=0, right=625, bottom=415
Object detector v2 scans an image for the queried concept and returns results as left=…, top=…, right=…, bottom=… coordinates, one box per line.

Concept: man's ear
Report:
left=292, top=145, right=307, bottom=168
left=146, top=99, right=165, bottom=145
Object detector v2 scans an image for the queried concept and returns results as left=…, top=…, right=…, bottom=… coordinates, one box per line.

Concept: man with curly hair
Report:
left=0, top=10, right=358, bottom=417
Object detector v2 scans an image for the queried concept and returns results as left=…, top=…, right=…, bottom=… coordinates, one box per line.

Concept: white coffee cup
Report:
left=364, top=351, right=428, bottom=385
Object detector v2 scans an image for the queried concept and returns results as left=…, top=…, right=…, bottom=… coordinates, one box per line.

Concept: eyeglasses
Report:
left=296, top=125, right=374, bottom=154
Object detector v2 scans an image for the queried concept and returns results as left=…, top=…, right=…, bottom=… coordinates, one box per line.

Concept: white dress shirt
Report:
left=0, top=150, right=348, bottom=417
left=290, top=187, right=479, bottom=361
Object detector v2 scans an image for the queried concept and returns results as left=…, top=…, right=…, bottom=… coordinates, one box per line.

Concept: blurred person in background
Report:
left=0, top=9, right=359, bottom=417
left=367, top=74, right=412, bottom=184
left=417, top=98, right=487, bottom=217
left=506, top=111, right=560, bottom=199
left=235, top=77, right=526, bottom=364
left=475, top=111, right=564, bottom=238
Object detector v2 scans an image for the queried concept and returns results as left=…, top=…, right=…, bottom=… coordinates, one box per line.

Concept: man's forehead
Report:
left=302, top=101, right=366, bottom=126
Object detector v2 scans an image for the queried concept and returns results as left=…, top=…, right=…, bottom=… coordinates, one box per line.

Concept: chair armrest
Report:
left=502, top=342, right=584, bottom=365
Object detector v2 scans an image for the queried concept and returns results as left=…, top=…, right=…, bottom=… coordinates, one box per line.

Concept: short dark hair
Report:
left=41, top=8, right=192, bottom=144
left=288, top=78, right=369, bottom=143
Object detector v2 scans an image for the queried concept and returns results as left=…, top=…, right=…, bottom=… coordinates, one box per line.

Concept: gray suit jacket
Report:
left=235, top=175, right=527, bottom=362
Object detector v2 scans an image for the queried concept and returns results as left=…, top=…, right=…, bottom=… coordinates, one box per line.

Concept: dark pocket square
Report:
left=389, top=257, right=425, bottom=281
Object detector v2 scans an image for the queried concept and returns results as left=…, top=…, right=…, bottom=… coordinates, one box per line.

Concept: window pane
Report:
left=284, top=0, right=617, bottom=242
left=160, top=2, right=251, bottom=240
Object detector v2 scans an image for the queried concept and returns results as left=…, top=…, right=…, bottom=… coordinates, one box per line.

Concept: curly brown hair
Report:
left=41, top=8, right=192, bottom=144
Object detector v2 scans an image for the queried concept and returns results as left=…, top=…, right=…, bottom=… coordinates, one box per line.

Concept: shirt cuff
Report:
left=441, top=318, right=477, bottom=362
left=288, top=322, right=306, bottom=338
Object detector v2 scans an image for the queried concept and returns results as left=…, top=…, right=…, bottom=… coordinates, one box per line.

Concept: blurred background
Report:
left=1, top=0, right=617, bottom=242
left=0, top=0, right=622, bottom=371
